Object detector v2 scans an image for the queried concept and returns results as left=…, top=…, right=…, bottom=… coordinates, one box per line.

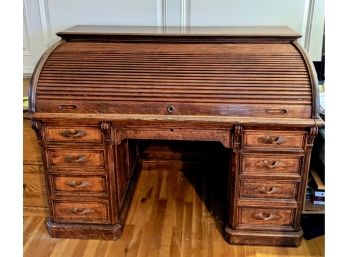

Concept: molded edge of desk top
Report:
left=57, top=25, right=301, bottom=39
left=25, top=112, right=324, bottom=127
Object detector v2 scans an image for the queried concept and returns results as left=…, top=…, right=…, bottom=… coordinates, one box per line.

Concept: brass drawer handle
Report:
left=253, top=212, right=280, bottom=221
left=257, top=136, right=285, bottom=145
left=254, top=186, right=280, bottom=194
left=59, top=129, right=87, bottom=139
left=65, top=155, right=87, bottom=163
left=65, top=180, right=91, bottom=188
left=255, top=160, right=282, bottom=169
left=70, top=208, right=93, bottom=215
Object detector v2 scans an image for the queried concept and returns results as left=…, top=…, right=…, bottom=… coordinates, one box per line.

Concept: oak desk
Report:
left=28, top=25, right=324, bottom=246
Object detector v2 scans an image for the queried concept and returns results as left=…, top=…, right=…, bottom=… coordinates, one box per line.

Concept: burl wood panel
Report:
left=47, top=148, right=106, bottom=169
left=53, top=201, right=110, bottom=224
left=239, top=180, right=298, bottom=200
left=44, top=126, right=103, bottom=143
left=241, top=154, right=302, bottom=176
left=243, top=130, right=305, bottom=150
left=238, top=207, right=295, bottom=228
left=51, top=175, right=107, bottom=194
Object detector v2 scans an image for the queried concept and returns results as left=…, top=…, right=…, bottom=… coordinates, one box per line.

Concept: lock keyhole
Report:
left=167, top=105, right=175, bottom=113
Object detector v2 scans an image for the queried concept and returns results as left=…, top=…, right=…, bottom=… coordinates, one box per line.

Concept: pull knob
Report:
left=65, top=180, right=91, bottom=188
left=70, top=208, right=93, bottom=215
left=266, top=108, right=288, bottom=114
left=255, top=160, right=283, bottom=169
left=58, top=104, right=78, bottom=111
left=253, top=212, right=280, bottom=221
left=254, top=186, right=280, bottom=194
left=257, top=136, right=285, bottom=145
left=59, top=130, right=87, bottom=139
left=65, top=155, right=87, bottom=163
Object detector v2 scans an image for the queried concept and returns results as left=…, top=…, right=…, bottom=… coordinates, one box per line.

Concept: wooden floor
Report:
left=24, top=161, right=324, bottom=257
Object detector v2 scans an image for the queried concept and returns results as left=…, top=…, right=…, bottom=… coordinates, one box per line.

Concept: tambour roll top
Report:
left=29, top=26, right=319, bottom=119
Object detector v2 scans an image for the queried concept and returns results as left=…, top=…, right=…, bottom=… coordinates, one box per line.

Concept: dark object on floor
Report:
left=301, top=214, right=325, bottom=240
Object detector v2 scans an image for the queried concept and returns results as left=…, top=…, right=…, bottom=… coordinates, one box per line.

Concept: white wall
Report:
left=23, top=0, right=325, bottom=76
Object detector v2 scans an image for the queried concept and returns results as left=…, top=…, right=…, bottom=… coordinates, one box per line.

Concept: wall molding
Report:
left=302, top=0, right=316, bottom=51
left=157, top=0, right=167, bottom=28
left=23, top=0, right=32, bottom=56
left=38, top=0, right=53, bottom=47
left=181, top=0, right=190, bottom=29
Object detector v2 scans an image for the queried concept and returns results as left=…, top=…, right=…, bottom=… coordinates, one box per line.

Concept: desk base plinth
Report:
left=46, top=220, right=122, bottom=240
left=224, top=227, right=303, bottom=247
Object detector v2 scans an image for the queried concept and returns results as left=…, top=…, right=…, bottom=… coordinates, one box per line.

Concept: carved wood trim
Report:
left=232, top=125, right=243, bottom=149
left=31, top=120, right=43, bottom=142
left=100, top=121, right=113, bottom=145
left=307, top=126, right=319, bottom=146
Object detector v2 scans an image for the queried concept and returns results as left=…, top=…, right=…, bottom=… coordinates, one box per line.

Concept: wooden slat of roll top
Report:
left=35, top=41, right=312, bottom=117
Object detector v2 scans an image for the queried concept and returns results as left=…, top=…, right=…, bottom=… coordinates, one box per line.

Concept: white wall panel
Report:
left=23, top=0, right=325, bottom=75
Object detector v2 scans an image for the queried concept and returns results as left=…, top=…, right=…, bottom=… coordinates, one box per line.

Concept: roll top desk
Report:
left=28, top=26, right=324, bottom=246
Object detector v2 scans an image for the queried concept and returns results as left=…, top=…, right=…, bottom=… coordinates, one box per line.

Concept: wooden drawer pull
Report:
left=266, top=108, right=288, bottom=114
left=65, top=180, right=92, bottom=188
left=65, top=155, right=87, bottom=163
left=59, top=129, right=87, bottom=139
left=70, top=208, right=93, bottom=215
left=257, top=136, right=285, bottom=145
left=253, top=212, right=280, bottom=221
left=254, top=186, right=280, bottom=194
left=58, top=104, right=78, bottom=110
left=255, top=160, right=282, bottom=169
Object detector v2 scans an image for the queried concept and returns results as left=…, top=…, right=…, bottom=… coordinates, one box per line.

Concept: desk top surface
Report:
left=57, top=25, right=301, bottom=39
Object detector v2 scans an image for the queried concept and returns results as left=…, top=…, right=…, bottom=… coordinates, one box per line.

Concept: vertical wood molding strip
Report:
left=157, top=0, right=167, bottom=29
left=303, top=0, right=316, bottom=51
left=38, top=0, right=53, bottom=47
left=23, top=0, right=32, bottom=56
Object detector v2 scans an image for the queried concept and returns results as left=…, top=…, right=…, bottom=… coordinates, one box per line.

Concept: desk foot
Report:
left=46, top=220, right=122, bottom=240
left=224, top=227, right=303, bottom=247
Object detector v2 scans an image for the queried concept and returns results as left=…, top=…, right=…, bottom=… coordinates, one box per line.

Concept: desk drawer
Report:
left=243, top=130, right=305, bottom=150
left=240, top=180, right=297, bottom=200
left=237, top=207, right=295, bottom=229
left=45, top=126, right=103, bottom=143
left=47, top=149, right=105, bottom=169
left=53, top=201, right=110, bottom=224
left=241, top=154, right=301, bottom=176
left=51, top=175, right=107, bottom=194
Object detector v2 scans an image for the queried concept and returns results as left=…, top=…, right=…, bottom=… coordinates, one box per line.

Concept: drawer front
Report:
left=240, top=180, right=297, bottom=200
left=242, top=154, right=301, bottom=175
left=53, top=201, right=110, bottom=224
left=47, top=149, right=105, bottom=169
left=52, top=176, right=107, bottom=194
left=243, top=130, right=305, bottom=150
left=238, top=207, right=294, bottom=228
left=45, top=126, right=103, bottom=143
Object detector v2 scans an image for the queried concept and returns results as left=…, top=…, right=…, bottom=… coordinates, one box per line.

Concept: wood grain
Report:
left=25, top=26, right=324, bottom=246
